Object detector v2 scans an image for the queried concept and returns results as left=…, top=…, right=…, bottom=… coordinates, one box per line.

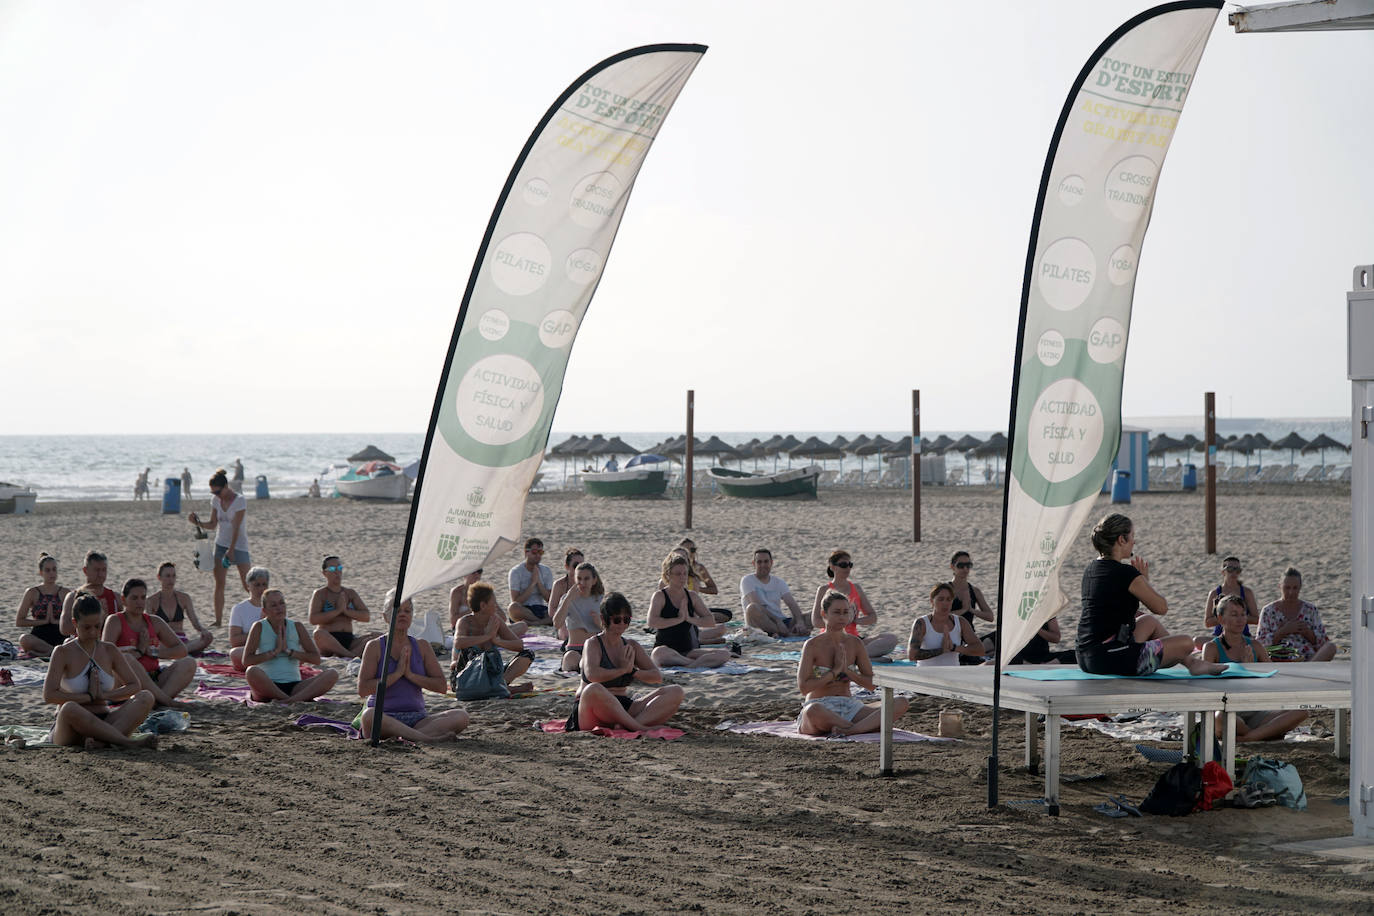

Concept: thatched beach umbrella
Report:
left=1224, top=434, right=1256, bottom=467
left=1270, top=431, right=1309, bottom=467
left=927, top=433, right=955, bottom=454
left=548, top=435, right=585, bottom=457
left=829, top=435, right=850, bottom=451
left=974, top=432, right=1009, bottom=480
left=948, top=434, right=983, bottom=454
left=1302, top=432, right=1350, bottom=468
left=348, top=444, right=395, bottom=463
left=854, top=434, right=893, bottom=477
left=1148, top=434, right=1188, bottom=467
left=698, top=435, right=741, bottom=465
left=790, top=436, right=844, bottom=461
left=846, top=434, right=872, bottom=453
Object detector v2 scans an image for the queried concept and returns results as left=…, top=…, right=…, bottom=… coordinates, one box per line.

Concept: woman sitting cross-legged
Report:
left=42, top=593, right=157, bottom=749
left=1203, top=594, right=1307, bottom=742
left=102, top=578, right=196, bottom=709
left=451, top=582, right=534, bottom=694
left=907, top=583, right=985, bottom=666
left=358, top=599, right=469, bottom=743
left=809, top=549, right=898, bottom=658
left=569, top=592, right=683, bottom=732
left=798, top=590, right=907, bottom=736
left=552, top=561, right=606, bottom=672
left=646, top=553, right=731, bottom=669
left=242, top=589, right=340, bottom=703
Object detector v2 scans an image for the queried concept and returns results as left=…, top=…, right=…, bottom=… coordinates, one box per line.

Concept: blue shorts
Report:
left=524, top=604, right=549, bottom=620
left=214, top=544, right=252, bottom=566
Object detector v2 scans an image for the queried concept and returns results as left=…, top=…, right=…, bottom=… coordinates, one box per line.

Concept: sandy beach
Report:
left=0, top=483, right=1367, bottom=914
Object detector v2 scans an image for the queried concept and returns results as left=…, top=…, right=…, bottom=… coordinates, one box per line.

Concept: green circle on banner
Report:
left=1011, top=338, right=1122, bottom=507
left=436, top=320, right=566, bottom=468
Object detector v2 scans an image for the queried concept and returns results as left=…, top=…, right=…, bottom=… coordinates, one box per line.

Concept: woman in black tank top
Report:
left=568, top=593, right=684, bottom=732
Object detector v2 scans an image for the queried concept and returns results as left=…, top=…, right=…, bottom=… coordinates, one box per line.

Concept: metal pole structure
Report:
left=1348, top=264, right=1372, bottom=839
left=912, top=389, right=921, bottom=542
left=685, top=389, right=694, bottom=530
left=1204, top=392, right=1217, bottom=555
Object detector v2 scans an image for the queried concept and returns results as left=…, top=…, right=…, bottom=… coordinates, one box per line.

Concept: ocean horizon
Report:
left=0, top=415, right=1354, bottom=502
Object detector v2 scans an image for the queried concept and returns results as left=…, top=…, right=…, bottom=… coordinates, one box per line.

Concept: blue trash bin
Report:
left=1110, top=469, right=1132, bottom=504
left=1181, top=464, right=1197, bottom=491
left=162, top=478, right=181, bottom=514
left=255, top=475, right=270, bottom=500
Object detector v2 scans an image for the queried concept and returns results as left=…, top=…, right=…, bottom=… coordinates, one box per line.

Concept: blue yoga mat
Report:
left=1005, top=663, right=1276, bottom=681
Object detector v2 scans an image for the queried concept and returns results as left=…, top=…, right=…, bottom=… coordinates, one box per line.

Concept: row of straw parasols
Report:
left=1147, top=431, right=1351, bottom=468
left=546, top=432, right=1013, bottom=475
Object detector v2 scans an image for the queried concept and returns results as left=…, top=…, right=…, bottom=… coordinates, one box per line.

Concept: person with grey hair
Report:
left=1076, top=513, right=1223, bottom=677
left=229, top=566, right=271, bottom=671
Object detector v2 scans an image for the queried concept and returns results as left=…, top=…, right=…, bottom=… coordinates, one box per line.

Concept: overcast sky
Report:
left=1, top=0, right=1369, bottom=435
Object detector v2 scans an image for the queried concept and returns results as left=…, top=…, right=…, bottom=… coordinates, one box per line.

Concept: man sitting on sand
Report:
left=309, top=555, right=376, bottom=658
left=229, top=567, right=271, bottom=670
left=507, top=537, right=554, bottom=627
left=740, top=548, right=809, bottom=637
left=451, top=582, right=534, bottom=695
left=59, top=551, right=121, bottom=637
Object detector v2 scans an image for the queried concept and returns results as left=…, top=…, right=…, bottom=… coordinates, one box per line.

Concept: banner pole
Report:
left=1205, top=391, right=1217, bottom=554
left=685, top=390, right=694, bottom=530
left=912, top=390, right=921, bottom=542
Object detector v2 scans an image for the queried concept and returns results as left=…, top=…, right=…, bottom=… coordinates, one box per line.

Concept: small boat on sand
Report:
left=581, top=467, right=669, bottom=498
left=336, top=461, right=410, bottom=500
left=707, top=465, right=821, bottom=500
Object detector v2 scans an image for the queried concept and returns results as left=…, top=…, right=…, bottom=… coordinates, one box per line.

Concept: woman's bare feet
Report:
left=1184, top=655, right=1227, bottom=676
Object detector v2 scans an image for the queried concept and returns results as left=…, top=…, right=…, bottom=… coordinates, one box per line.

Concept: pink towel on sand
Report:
left=538, top=719, right=684, bottom=740
left=725, top=721, right=950, bottom=743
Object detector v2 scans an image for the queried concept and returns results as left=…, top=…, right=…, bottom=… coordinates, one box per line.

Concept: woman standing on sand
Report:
left=149, top=562, right=213, bottom=655
left=570, top=593, right=682, bottom=732
left=42, top=593, right=156, bottom=749
left=1201, top=555, right=1259, bottom=635
left=798, top=590, right=906, bottom=736
left=358, top=599, right=469, bottom=743
left=1076, top=513, right=1223, bottom=677
left=16, top=552, right=70, bottom=658
left=187, top=468, right=251, bottom=626
left=809, top=549, right=898, bottom=658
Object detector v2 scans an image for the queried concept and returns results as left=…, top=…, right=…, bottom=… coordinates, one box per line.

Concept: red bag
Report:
left=1196, top=760, right=1233, bottom=811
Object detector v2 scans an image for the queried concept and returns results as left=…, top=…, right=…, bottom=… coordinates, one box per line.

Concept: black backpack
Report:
left=1139, top=761, right=1203, bottom=816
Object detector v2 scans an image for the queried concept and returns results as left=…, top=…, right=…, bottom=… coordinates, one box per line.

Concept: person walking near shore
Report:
left=181, top=468, right=192, bottom=499
left=187, top=468, right=251, bottom=626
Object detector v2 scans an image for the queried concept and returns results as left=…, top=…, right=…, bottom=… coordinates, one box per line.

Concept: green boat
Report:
left=581, top=467, right=669, bottom=498
left=707, top=464, right=822, bottom=499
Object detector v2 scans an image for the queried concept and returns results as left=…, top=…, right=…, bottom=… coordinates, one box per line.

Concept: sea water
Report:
left=0, top=417, right=1352, bottom=502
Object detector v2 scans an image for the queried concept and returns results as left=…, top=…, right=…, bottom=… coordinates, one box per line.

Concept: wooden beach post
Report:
left=912, top=389, right=921, bottom=542
left=1204, top=391, right=1216, bottom=554
left=685, top=389, right=694, bottom=530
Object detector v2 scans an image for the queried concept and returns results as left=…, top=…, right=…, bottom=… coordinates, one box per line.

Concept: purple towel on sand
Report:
left=293, top=714, right=362, bottom=739
left=521, top=633, right=565, bottom=652
left=725, top=721, right=950, bottom=743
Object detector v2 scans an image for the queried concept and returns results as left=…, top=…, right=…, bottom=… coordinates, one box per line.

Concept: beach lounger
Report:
left=838, top=469, right=863, bottom=487
left=1334, top=466, right=1352, bottom=483
left=1270, top=464, right=1298, bottom=484
left=1301, top=465, right=1325, bottom=483
left=877, top=467, right=904, bottom=488
left=945, top=467, right=964, bottom=486
left=862, top=469, right=881, bottom=487
left=818, top=469, right=839, bottom=487
left=1158, top=466, right=1182, bottom=487
left=1255, top=465, right=1283, bottom=484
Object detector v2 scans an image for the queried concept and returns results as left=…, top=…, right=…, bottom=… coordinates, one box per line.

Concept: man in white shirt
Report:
left=740, top=548, right=808, bottom=637
left=507, top=538, right=554, bottom=627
